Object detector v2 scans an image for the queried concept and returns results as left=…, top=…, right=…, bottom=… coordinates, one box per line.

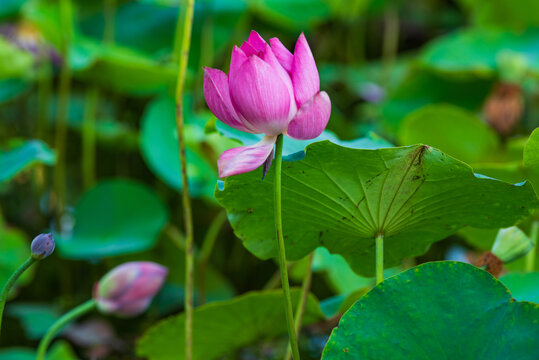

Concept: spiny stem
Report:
left=376, top=233, right=384, bottom=285
left=81, top=86, right=99, bottom=190
left=53, top=0, right=73, bottom=217
left=526, top=221, right=538, bottom=272
left=286, top=252, right=314, bottom=360
left=274, top=134, right=301, bottom=360
left=0, top=256, right=37, bottom=335
left=173, top=0, right=196, bottom=358
left=36, top=299, right=95, bottom=360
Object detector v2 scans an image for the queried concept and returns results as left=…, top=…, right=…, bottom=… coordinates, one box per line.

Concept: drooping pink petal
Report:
left=203, top=67, right=256, bottom=133
left=269, top=37, right=293, bottom=73
left=218, top=136, right=277, bottom=178
left=286, top=91, right=331, bottom=140
left=292, top=33, right=320, bottom=107
left=259, top=43, right=297, bottom=121
left=229, top=56, right=291, bottom=135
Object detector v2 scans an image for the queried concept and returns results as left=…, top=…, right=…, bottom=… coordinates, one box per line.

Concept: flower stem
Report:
left=274, top=134, right=301, bottom=360
left=376, top=233, right=384, bottom=285
left=173, top=0, right=196, bottom=359
left=81, top=86, right=99, bottom=190
left=526, top=221, right=538, bottom=272
left=286, top=252, right=314, bottom=360
left=0, top=256, right=37, bottom=335
left=36, top=299, right=95, bottom=360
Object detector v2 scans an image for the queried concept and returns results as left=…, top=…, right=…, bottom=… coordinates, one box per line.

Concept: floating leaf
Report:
left=420, top=28, right=539, bottom=76
left=398, top=104, right=499, bottom=163
left=56, top=180, right=168, bottom=259
left=500, top=272, right=539, bottom=303
left=137, top=289, right=325, bottom=360
left=0, top=140, right=56, bottom=182
left=6, top=303, right=60, bottom=340
left=523, top=128, right=539, bottom=195
left=216, top=141, right=538, bottom=276
left=140, top=96, right=218, bottom=198
left=322, top=261, right=539, bottom=359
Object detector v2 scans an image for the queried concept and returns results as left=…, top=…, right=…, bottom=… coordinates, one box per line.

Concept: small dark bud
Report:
left=31, top=233, right=55, bottom=260
left=475, top=252, right=503, bottom=278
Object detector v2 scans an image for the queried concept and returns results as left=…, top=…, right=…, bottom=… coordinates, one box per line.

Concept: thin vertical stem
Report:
left=381, top=4, right=399, bottom=86
left=53, top=0, right=73, bottom=216
left=82, top=87, right=99, bottom=190
left=526, top=221, right=538, bottom=272
left=173, top=0, right=196, bottom=359
left=0, top=257, right=37, bottom=335
left=36, top=299, right=95, bottom=360
left=286, top=252, right=314, bottom=360
left=274, top=135, right=301, bottom=360
left=376, top=233, right=384, bottom=284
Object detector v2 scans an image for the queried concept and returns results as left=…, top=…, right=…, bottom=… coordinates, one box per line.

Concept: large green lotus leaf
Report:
left=216, top=141, right=538, bottom=276
left=0, top=140, right=56, bottom=182
left=137, top=289, right=325, bottom=360
left=500, top=272, right=539, bottom=303
left=72, top=37, right=177, bottom=96
left=56, top=180, right=169, bottom=259
left=523, top=128, right=539, bottom=195
left=6, top=303, right=60, bottom=340
left=0, top=220, right=33, bottom=293
left=322, top=261, right=539, bottom=359
left=398, top=104, right=499, bottom=163
left=455, top=0, right=539, bottom=29
left=420, top=28, right=539, bottom=76
left=381, top=69, right=493, bottom=134
left=0, top=37, right=33, bottom=80
left=457, top=227, right=498, bottom=251
left=140, top=96, right=218, bottom=198
left=0, top=341, right=78, bottom=360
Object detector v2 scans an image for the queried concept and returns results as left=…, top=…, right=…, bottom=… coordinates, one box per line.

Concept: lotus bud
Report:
left=93, top=262, right=168, bottom=317
left=204, top=30, right=331, bottom=178
left=30, top=233, right=55, bottom=260
left=491, top=226, right=534, bottom=263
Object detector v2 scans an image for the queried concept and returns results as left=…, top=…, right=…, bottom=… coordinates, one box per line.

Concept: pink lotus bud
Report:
left=31, top=233, right=55, bottom=259
left=93, top=262, right=168, bottom=317
left=204, top=30, right=331, bottom=178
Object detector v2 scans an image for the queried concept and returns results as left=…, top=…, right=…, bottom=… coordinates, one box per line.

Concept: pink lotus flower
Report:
left=93, top=262, right=168, bottom=317
left=204, top=31, right=331, bottom=178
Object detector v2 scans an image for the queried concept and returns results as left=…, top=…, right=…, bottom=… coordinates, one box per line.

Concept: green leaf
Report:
left=6, top=303, right=60, bottom=340
left=245, top=0, right=330, bottom=30
left=381, top=70, right=493, bottom=134
left=0, top=341, right=78, bottom=360
left=455, top=0, right=539, bottom=30
left=0, top=79, right=29, bottom=104
left=523, top=128, right=539, bottom=195
left=398, top=104, right=499, bottom=163
left=140, top=96, right=218, bottom=198
left=0, top=220, right=33, bottom=292
left=457, top=227, right=498, bottom=251
left=0, top=37, right=33, bottom=80
left=322, top=261, right=539, bottom=359
left=0, top=140, right=56, bottom=182
left=216, top=141, right=538, bottom=276
left=56, top=180, right=169, bottom=259
left=420, top=28, right=539, bottom=77
left=137, top=289, right=325, bottom=360
left=500, top=272, right=539, bottom=303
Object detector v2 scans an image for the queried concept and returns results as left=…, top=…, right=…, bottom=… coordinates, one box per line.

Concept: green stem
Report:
left=173, top=0, right=196, bottom=358
left=0, top=257, right=37, bottom=335
left=286, top=252, right=314, bottom=360
left=526, top=221, right=538, bottom=272
left=53, top=0, right=73, bottom=217
left=376, top=233, right=384, bottom=285
left=274, top=134, right=301, bottom=360
left=82, top=86, right=99, bottom=190
left=198, top=211, right=227, bottom=304
left=36, top=299, right=95, bottom=360
left=36, top=59, right=52, bottom=141
left=381, top=4, right=399, bottom=86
